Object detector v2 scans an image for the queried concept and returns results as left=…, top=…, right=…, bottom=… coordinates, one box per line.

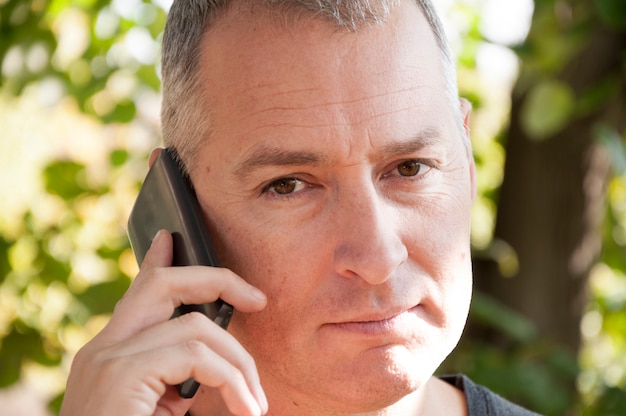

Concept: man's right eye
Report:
left=264, top=177, right=304, bottom=195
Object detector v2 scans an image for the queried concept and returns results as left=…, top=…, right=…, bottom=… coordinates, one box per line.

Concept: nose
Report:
left=331, top=183, right=408, bottom=285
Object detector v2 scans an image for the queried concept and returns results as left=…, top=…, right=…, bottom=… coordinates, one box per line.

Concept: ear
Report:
left=459, top=98, right=472, bottom=139
left=149, top=148, right=164, bottom=168
left=459, top=98, right=476, bottom=202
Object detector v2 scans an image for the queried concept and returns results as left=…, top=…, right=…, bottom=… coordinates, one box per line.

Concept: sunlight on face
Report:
left=187, top=1, right=475, bottom=414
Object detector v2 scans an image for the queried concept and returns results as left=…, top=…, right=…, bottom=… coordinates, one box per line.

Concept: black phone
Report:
left=127, top=147, right=233, bottom=398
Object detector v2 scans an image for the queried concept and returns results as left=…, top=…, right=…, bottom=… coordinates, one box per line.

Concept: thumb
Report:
left=141, top=229, right=174, bottom=270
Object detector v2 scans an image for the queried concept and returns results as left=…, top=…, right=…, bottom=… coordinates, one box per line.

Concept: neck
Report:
left=188, top=376, right=467, bottom=416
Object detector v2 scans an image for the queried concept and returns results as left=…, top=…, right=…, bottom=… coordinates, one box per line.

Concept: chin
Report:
left=314, top=345, right=439, bottom=413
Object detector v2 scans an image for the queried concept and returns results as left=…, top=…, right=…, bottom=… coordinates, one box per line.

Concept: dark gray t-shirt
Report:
left=441, top=374, right=542, bottom=416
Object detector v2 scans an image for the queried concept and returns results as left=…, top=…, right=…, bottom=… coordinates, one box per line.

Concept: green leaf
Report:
left=43, top=160, right=88, bottom=200
left=109, top=149, right=130, bottom=167
left=0, top=325, right=61, bottom=388
left=74, top=0, right=100, bottom=9
left=596, top=0, right=626, bottom=31
left=76, top=278, right=130, bottom=316
left=0, top=235, right=13, bottom=283
left=471, top=291, right=538, bottom=343
left=520, top=80, right=576, bottom=141
left=39, top=252, right=72, bottom=285
left=102, top=100, right=137, bottom=123
left=48, top=391, right=65, bottom=415
left=587, top=386, right=626, bottom=416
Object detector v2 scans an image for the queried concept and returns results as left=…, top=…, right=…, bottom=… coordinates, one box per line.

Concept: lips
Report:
left=326, top=305, right=423, bottom=336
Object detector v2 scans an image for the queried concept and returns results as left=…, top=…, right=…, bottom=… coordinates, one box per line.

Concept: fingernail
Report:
left=258, top=388, right=269, bottom=414
left=250, top=286, right=267, bottom=302
left=261, top=389, right=269, bottom=413
left=151, top=229, right=163, bottom=246
left=252, top=382, right=268, bottom=414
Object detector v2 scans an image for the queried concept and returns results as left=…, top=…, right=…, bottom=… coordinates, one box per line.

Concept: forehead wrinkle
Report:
left=377, top=127, right=443, bottom=157
left=233, top=145, right=329, bottom=182
left=239, top=99, right=434, bottom=137
left=245, top=103, right=423, bottom=128
left=244, top=84, right=425, bottom=120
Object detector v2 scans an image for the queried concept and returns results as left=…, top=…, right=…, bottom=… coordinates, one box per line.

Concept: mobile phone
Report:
left=127, top=147, right=233, bottom=398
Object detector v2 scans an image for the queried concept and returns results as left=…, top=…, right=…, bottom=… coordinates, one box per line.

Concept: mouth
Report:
left=326, top=305, right=423, bottom=336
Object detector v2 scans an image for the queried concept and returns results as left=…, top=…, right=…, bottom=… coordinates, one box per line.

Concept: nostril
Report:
left=333, top=237, right=408, bottom=285
left=329, top=184, right=408, bottom=284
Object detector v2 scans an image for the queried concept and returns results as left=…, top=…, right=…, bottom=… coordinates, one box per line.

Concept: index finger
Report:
left=101, top=230, right=266, bottom=342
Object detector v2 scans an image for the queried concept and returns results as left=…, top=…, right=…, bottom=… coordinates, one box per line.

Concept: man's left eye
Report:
left=396, top=160, right=424, bottom=177
left=265, top=177, right=304, bottom=195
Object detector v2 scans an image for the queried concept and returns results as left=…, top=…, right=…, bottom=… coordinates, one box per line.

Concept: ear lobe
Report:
left=148, top=148, right=164, bottom=168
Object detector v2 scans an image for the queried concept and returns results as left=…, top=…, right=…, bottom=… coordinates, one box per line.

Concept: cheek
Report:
left=403, top=178, right=473, bottom=330
left=215, top=217, right=320, bottom=318
left=405, top=188, right=471, bottom=265
left=217, top=225, right=286, bottom=290
left=223, top=228, right=322, bottom=371
left=221, top=228, right=302, bottom=349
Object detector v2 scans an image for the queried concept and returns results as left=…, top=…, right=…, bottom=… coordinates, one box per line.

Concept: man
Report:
left=60, top=0, right=539, bottom=415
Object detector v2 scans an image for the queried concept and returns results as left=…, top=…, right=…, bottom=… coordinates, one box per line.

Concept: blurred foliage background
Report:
left=0, top=0, right=625, bottom=415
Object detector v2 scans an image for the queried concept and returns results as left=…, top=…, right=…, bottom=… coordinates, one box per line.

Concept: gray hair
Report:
left=160, top=0, right=459, bottom=172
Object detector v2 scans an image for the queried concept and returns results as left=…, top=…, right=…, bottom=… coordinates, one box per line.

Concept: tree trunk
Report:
left=475, top=27, right=626, bottom=352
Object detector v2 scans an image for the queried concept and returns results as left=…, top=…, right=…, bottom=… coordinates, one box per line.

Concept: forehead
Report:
left=195, top=0, right=455, bottom=165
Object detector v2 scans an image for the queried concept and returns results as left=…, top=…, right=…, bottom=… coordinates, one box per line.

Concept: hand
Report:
left=60, top=230, right=268, bottom=416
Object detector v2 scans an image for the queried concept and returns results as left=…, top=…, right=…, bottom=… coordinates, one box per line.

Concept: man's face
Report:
left=189, top=1, right=475, bottom=413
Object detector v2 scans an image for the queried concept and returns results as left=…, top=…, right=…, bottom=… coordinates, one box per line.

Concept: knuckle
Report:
left=114, top=266, right=170, bottom=311
left=71, top=344, right=92, bottom=369
left=228, top=367, right=248, bottom=388
left=178, top=310, right=210, bottom=327
left=184, top=339, right=208, bottom=359
left=112, top=293, right=130, bottom=313
left=94, top=355, right=139, bottom=389
left=76, top=348, right=126, bottom=385
left=240, top=351, right=257, bottom=370
left=144, top=266, right=170, bottom=288
left=72, top=339, right=110, bottom=370
left=140, top=266, right=172, bottom=298
left=223, top=268, right=243, bottom=286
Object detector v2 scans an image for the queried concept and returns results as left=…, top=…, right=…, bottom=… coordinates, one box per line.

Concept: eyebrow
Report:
left=232, top=128, right=443, bottom=181
left=233, top=146, right=328, bottom=181
left=378, top=127, right=442, bottom=157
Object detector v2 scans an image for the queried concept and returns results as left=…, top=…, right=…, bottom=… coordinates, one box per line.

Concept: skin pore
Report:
left=182, top=0, right=476, bottom=415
